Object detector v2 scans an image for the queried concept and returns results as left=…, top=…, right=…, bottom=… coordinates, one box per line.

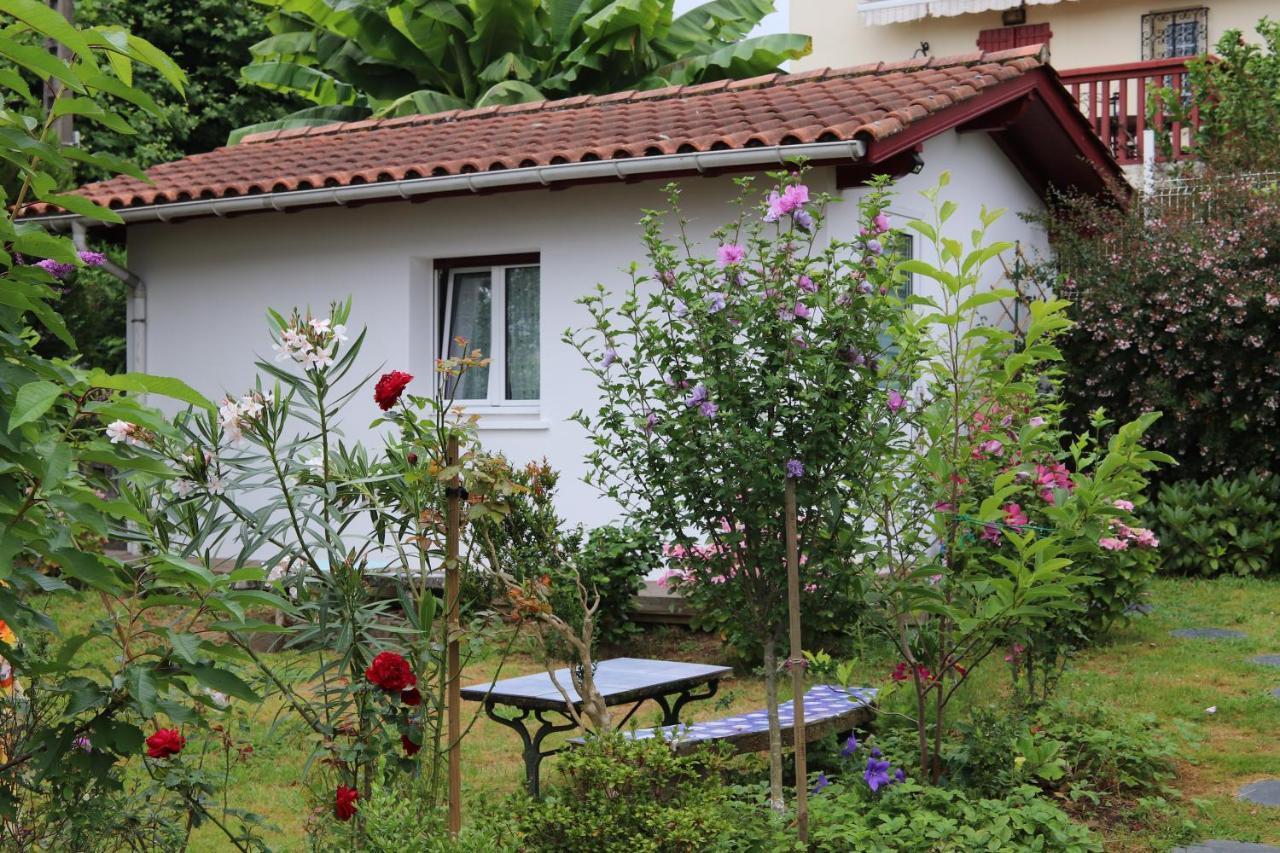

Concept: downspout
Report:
left=71, top=221, right=145, bottom=375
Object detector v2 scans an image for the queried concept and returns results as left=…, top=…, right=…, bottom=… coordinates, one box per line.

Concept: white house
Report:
left=34, top=45, right=1120, bottom=529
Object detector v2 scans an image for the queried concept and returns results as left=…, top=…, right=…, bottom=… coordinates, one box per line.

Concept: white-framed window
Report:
left=438, top=258, right=540, bottom=405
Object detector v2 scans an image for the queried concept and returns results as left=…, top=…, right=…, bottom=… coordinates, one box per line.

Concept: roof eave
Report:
left=24, top=140, right=868, bottom=231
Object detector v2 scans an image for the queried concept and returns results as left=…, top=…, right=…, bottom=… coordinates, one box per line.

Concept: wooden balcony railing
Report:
left=1059, top=57, right=1202, bottom=167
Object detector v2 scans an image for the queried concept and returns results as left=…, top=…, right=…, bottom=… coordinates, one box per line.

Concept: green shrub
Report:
left=315, top=778, right=520, bottom=852
left=808, top=779, right=1100, bottom=852
left=1034, top=700, right=1179, bottom=803
left=570, top=523, right=659, bottom=646
left=1150, top=473, right=1280, bottom=577
left=519, top=734, right=795, bottom=852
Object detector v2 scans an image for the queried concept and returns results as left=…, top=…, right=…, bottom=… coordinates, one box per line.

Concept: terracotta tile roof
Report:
left=56, top=46, right=1051, bottom=213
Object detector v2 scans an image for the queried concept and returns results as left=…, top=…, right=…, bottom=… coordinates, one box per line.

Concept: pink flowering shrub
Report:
left=1039, top=171, right=1280, bottom=482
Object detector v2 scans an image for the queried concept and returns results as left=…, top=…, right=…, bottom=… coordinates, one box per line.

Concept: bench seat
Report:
left=571, top=684, right=875, bottom=755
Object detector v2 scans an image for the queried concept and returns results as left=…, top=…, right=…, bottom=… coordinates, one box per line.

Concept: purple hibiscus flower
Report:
left=797, top=274, right=818, bottom=293
left=887, top=389, right=906, bottom=413
left=785, top=459, right=805, bottom=479
left=685, top=384, right=709, bottom=408
left=602, top=347, right=618, bottom=369
left=705, top=291, right=727, bottom=314
left=698, top=400, right=718, bottom=418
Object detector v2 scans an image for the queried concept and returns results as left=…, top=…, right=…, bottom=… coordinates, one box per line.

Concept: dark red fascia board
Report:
left=858, top=67, right=1125, bottom=200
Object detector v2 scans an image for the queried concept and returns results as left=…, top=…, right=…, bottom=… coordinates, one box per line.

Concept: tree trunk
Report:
left=763, top=631, right=785, bottom=811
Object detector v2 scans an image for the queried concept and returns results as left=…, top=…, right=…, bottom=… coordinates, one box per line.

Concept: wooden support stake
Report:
left=784, top=477, right=808, bottom=843
left=445, top=436, right=462, bottom=836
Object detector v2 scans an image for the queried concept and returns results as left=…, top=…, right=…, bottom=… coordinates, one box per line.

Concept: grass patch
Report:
left=33, top=578, right=1280, bottom=850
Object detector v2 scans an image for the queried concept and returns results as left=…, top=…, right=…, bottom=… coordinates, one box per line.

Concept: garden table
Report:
left=460, top=656, right=732, bottom=796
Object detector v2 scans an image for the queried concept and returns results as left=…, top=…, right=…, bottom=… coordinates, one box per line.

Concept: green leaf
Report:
left=227, top=104, right=368, bottom=145
left=189, top=665, right=260, bottom=703
left=8, top=380, right=62, bottom=430
left=51, top=549, right=123, bottom=593
left=124, top=665, right=158, bottom=717
left=166, top=630, right=200, bottom=665
left=0, top=35, right=85, bottom=92
left=86, top=370, right=213, bottom=410
left=0, top=0, right=97, bottom=65
left=241, top=60, right=363, bottom=106
left=474, top=79, right=545, bottom=107
left=36, top=191, right=124, bottom=224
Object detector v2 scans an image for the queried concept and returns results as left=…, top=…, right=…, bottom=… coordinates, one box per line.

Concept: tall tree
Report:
left=234, top=0, right=810, bottom=141
left=75, top=0, right=299, bottom=174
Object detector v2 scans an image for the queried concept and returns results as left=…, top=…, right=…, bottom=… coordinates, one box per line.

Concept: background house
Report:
left=36, top=49, right=1120, bottom=528
left=793, top=0, right=1272, bottom=168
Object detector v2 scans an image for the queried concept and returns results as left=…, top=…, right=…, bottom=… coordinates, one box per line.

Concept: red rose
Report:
left=364, top=651, right=416, bottom=692
left=401, top=733, right=421, bottom=756
left=401, top=687, right=421, bottom=707
left=145, top=728, right=185, bottom=759
left=374, top=371, right=413, bottom=411
left=335, top=784, right=359, bottom=821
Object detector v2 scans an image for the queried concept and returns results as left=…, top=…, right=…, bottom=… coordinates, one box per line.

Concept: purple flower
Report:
left=684, top=384, right=709, bottom=408
left=35, top=259, right=74, bottom=279
left=705, top=291, right=727, bottom=314
left=785, top=459, right=805, bottom=479
left=698, top=400, right=718, bottom=418
left=866, top=239, right=883, bottom=256
left=873, top=213, right=891, bottom=234
left=887, top=389, right=906, bottom=413
left=894, top=768, right=906, bottom=783
left=716, top=244, right=745, bottom=267
left=645, top=411, right=658, bottom=433
left=797, top=274, right=818, bottom=293
left=841, top=346, right=867, bottom=368
left=811, top=771, right=830, bottom=795
left=793, top=302, right=813, bottom=321
left=793, top=209, right=813, bottom=231
left=841, top=733, right=859, bottom=757
left=657, top=269, right=676, bottom=288
left=602, top=347, right=618, bottom=369
left=77, top=250, right=107, bottom=266
left=673, top=300, right=688, bottom=319
left=864, top=755, right=893, bottom=791
left=857, top=281, right=874, bottom=294
left=73, top=735, right=92, bottom=753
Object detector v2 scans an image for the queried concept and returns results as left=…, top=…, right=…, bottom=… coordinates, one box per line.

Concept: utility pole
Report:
left=42, top=0, right=76, bottom=145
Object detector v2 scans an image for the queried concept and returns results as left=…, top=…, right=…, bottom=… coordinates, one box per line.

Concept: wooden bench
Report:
left=570, top=684, right=875, bottom=755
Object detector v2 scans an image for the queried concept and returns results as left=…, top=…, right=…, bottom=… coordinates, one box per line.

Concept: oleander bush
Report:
left=1148, top=473, right=1280, bottom=577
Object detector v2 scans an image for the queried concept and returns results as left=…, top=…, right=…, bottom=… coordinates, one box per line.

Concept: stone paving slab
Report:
left=1250, top=655, right=1280, bottom=668
left=1174, top=842, right=1280, bottom=853
left=1171, top=628, right=1248, bottom=640
left=1238, top=780, right=1280, bottom=807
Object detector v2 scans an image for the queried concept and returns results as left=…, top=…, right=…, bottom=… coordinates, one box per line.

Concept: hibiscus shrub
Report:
left=1037, top=172, right=1280, bottom=483
left=1148, top=472, right=1280, bottom=577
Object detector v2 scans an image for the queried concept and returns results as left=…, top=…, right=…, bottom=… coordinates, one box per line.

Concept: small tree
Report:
left=850, top=176, right=1168, bottom=780
left=567, top=171, right=901, bottom=807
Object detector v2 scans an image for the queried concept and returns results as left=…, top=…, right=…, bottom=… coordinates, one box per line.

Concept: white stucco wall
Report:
left=127, top=127, right=1045, bottom=530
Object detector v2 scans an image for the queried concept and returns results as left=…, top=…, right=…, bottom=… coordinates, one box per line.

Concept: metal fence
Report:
left=1146, top=169, right=1280, bottom=214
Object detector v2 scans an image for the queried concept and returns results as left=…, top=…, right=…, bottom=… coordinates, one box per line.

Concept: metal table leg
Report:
left=483, top=701, right=578, bottom=797
left=652, top=678, right=721, bottom=726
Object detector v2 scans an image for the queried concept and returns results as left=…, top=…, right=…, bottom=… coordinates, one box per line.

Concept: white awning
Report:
left=859, top=0, right=1076, bottom=27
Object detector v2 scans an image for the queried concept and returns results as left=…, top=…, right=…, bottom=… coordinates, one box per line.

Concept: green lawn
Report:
left=36, top=577, right=1280, bottom=850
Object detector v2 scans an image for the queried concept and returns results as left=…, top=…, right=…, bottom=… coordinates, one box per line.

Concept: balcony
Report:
left=1058, top=57, right=1202, bottom=167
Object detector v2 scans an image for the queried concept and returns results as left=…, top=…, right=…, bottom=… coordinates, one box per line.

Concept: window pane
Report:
left=505, top=266, right=540, bottom=400
left=447, top=271, right=491, bottom=399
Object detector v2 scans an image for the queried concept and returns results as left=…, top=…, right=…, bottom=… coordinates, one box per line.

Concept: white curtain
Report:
left=859, top=0, right=1074, bottom=26
left=447, top=271, right=491, bottom=400
left=504, top=266, right=540, bottom=401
